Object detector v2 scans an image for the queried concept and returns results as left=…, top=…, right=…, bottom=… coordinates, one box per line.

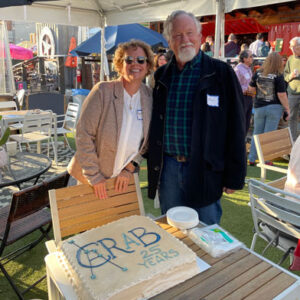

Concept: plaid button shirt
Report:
left=164, top=51, right=202, bottom=157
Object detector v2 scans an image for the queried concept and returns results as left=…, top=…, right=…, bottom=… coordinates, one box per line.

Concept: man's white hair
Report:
left=290, top=37, right=300, bottom=45
left=163, top=10, right=201, bottom=41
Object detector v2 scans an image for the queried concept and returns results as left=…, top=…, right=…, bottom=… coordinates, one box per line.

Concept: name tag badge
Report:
left=137, top=109, right=143, bottom=120
left=207, top=94, right=219, bottom=107
left=245, top=73, right=251, bottom=80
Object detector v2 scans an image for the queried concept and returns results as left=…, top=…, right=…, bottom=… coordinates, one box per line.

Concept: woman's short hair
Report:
left=163, top=10, right=201, bottom=41
left=239, top=50, right=251, bottom=63
left=113, top=39, right=154, bottom=76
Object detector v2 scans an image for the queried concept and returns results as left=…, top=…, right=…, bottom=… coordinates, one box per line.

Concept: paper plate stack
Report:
left=166, top=206, right=199, bottom=230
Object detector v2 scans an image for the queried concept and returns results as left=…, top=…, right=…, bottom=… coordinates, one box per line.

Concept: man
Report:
left=224, top=33, right=240, bottom=57
left=249, top=33, right=264, bottom=57
left=147, top=10, right=246, bottom=225
left=284, top=37, right=300, bottom=141
left=234, top=50, right=254, bottom=136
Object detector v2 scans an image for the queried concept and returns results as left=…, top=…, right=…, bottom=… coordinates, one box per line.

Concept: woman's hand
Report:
left=115, top=169, right=132, bottom=193
left=93, top=179, right=108, bottom=200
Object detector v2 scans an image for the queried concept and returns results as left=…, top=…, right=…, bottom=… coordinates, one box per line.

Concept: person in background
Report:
left=284, top=37, right=300, bottom=141
left=281, top=54, right=288, bottom=68
left=205, top=35, right=214, bottom=55
left=284, top=134, right=300, bottom=271
left=234, top=50, right=254, bottom=136
left=248, top=52, right=290, bottom=166
left=147, top=10, right=246, bottom=225
left=201, top=42, right=213, bottom=57
left=249, top=33, right=264, bottom=57
left=68, top=40, right=154, bottom=199
left=240, top=43, right=249, bottom=51
left=148, top=52, right=168, bottom=88
left=225, top=33, right=240, bottom=57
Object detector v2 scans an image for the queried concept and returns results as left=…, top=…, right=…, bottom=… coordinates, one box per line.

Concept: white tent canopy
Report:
left=0, top=0, right=296, bottom=78
left=0, top=0, right=295, bottom=27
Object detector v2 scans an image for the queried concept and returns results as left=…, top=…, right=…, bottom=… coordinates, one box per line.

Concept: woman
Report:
left=148, top=52, right=167, bottom=88
left=68, top=40, right=154, bottom=199
left=248, top=52, right=290, bottom=166
left=200, top=42, right=213, bottom=57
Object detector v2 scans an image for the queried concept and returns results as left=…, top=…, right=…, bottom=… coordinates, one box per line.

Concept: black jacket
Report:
left=147, top=52, right=247, bottom=208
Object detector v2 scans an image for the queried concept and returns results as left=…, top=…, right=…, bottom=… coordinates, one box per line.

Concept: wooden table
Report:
left=151, top=217, right=300, bottom=300
left=45, top=216, right=300, bottom=300
left=1, top=110, right=58, bottom=164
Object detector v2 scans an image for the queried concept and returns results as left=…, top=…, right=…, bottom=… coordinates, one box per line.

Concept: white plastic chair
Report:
left=10, top=111, right=53, bottom=155
left=0, top=100, right=23, bottom=130
left=249, top=179, right=300, bottom=265
left=0, top=101, right=17, bottom=111
left=52, top=102, right=79, bottom=150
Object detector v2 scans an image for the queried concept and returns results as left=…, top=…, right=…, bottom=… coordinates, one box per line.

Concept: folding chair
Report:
left=0, top=100, right=23, bottom=130
left=45, top=174, right=145, bottom=299
left=0, top=171, right=70, bottom=299
left=52, top=102, right=79, bottom=150
left=253, top=127, right=293, bottom=181
left=10, top=111, right=53, bottom=155
left=249, top=179, right=300, bottom=265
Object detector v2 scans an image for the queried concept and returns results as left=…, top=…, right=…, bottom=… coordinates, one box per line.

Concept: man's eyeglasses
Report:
left=124, top=56, right=148, bottom=65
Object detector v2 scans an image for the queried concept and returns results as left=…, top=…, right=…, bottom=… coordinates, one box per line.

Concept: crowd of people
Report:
left=68, top=10, right=300, bottom=231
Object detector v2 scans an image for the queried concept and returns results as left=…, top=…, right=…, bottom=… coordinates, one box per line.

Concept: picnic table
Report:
left=45, top=216, right=300, bottom=299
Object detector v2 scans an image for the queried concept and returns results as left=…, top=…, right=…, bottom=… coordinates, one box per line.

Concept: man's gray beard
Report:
left=177, top=47, right=196, bottom=63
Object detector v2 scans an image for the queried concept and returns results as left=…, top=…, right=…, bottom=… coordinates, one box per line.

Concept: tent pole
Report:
left=214, top=0, right=224, bottom=59
left=100, top=17, right=106, bottom=82
left=220, top=2, right=225, bottom=58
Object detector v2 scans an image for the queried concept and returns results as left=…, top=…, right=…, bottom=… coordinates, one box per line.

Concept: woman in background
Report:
left=68, top=40, right=154, bottom=199
left=201, top=42, right=213, bottom=57
left=248, top=52, right=290, bottom=166
left=148, top=52, right=167, bottom=88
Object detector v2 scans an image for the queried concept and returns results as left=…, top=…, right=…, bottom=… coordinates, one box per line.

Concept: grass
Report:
left=0, top=136, right=299, bottom=299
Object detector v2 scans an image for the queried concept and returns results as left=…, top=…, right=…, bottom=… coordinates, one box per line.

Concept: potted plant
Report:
left=0, top=115, right=11, bottom=168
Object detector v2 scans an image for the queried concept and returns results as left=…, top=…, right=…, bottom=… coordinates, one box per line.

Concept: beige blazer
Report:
left=68, top=78, right=152, bottom=185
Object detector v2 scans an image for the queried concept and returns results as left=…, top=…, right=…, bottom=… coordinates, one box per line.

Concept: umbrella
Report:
left=71, top=23, right=168, bottom=56
left=9, top=43, right=33, bottom=60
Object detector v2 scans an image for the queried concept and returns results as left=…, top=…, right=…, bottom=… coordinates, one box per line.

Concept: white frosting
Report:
left=59, top=215, right=199, bottom=300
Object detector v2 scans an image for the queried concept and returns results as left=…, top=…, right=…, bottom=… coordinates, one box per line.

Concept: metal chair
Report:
left=249, top=179, right=300, bottom=265
left=52, top=102, right=79, bottom=150
left=10, top=111, right=53, bottom=155
left=0, top=171, right=70, bottom=299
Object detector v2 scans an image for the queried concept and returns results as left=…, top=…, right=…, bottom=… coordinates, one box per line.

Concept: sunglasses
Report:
left=124, top=56, right=148, bottom=65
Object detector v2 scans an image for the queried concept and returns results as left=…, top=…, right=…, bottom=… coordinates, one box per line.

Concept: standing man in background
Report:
left=249, top=33, right=264, bottom=57
left=225, top=33, right=240, bottom=57
left=284, top=37, right=300, bottom=141
left=234, top=50, right=254, bottom=136
left=147, top=10, right=246, bottom=225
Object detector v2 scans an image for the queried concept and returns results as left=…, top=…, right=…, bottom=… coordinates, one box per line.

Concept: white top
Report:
left=112, top=89, right=143, bottom=177
left=249, top=40, right=263, bottom=56
left=284, top=135, right=300, bottom=198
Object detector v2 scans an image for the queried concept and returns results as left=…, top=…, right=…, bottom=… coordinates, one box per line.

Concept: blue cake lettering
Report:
left=67, top=241, right=128, bottom=279
left=128, top=227, right=161, bottom=247
left=122, top=233, right=141, bottom=249
left=97, top=237, right=134, bottom=259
